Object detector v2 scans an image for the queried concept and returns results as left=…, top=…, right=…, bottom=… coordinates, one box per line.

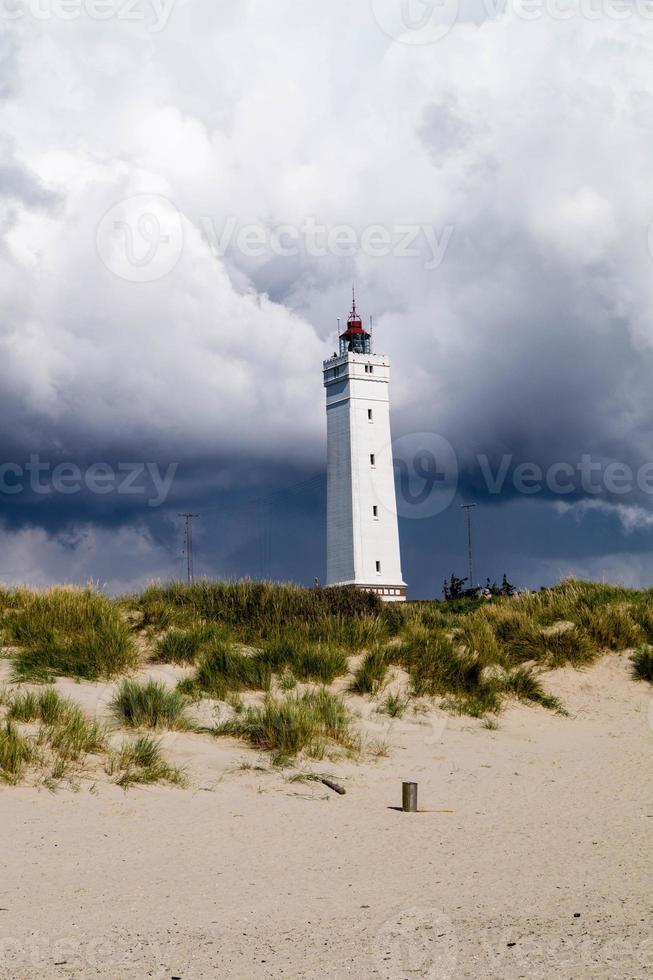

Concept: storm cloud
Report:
left=1, top=2, right=653, bottom=594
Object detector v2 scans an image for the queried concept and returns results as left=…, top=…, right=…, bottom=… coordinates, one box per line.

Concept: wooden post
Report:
left=402, top=781, right=418, bottom=812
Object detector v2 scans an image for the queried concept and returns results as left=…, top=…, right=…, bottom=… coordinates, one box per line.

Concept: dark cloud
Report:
left=1, top=7, right=653, bottom=592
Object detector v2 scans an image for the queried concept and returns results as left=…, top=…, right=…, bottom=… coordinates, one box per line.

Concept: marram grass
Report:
left=108, top=735, right=186, bottom=788
left=631, top=645, right=653, bottom=683
left=7, top=587, right=137, bottom=682
left=111, top=679, right=192, bottom=731
left=215, top=688, right=359, bottom=765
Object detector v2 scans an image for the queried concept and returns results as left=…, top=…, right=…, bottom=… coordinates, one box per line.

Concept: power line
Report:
left=461, top=504, right=477, bottom=588
left=178, top=513, right=199, bottom=584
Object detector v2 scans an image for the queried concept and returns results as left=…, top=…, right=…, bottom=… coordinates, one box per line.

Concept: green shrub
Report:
left=111, top=679, right=191, bottom=730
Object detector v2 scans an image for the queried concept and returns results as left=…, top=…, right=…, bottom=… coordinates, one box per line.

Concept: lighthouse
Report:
left=323, top=293, right=406, bottom=601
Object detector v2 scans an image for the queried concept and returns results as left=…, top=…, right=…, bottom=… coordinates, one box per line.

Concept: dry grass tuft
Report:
left=108, top=735, right=186, bottom=788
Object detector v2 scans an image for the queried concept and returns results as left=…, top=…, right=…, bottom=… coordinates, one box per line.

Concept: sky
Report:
left=2, top=0, right=653, bottom=595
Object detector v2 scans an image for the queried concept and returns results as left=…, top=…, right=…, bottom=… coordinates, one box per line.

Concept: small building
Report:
left=323, top=294, right=406, bottom=602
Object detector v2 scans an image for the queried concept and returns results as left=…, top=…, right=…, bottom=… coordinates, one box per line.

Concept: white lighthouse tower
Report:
left=323, top=293, right=406, bottom=601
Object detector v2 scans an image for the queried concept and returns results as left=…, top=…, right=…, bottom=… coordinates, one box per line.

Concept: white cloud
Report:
left=3, top=4, right=653, bottom=586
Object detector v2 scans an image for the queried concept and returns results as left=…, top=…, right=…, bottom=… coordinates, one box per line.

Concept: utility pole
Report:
left=178, top=513, right=199, bottom=585
left=461, top=504, right=477, bottom=588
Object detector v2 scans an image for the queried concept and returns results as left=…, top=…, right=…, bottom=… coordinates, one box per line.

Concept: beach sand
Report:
left=0, top=652, right=651, bottom=979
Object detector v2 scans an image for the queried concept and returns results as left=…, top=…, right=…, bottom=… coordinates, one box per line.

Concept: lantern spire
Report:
left=339, top=289, right=371, bottom=355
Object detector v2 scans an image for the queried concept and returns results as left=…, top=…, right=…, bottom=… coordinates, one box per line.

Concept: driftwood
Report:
left=321, top=778, right=346, bottom=796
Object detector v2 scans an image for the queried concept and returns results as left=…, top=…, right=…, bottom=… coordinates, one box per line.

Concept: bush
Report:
left=111, top=679, right=191, bottom=730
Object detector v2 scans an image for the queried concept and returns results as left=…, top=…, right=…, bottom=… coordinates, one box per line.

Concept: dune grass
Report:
left=578, top=605, right=643, bottom=652
left=134, top=581, right=384, bottom=647
left=111, top=679, right=192, bottom=731
left=108, top=735, right=186, bottom=788
left=378, top=692, right=409, bottom=718
left=349, top=646, right=390, bottom=695
left=215, top=688, right=358, bottom=765
left=631, top=645, right=653, bottom=683
left=7, top=587, right=137, bottom=682
left=0, top=720, right=34, bottom=784
left=258, top=638, right=349, bottom=684
left=2, top=688, right=107, bottom=782
left=1, top=684, right=184, bottom=787
left=502, top=666, right=564, bottom=712
left=156, top=623, right=230, bottom=665
left=180, top=642, right=272, bottom=699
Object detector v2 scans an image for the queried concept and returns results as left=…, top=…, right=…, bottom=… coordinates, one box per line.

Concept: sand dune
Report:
left=0, top=652, right=651, bottom=979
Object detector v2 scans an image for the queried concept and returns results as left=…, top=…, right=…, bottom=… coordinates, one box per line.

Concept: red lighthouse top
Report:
left=339, top=288, right=372, bottom=355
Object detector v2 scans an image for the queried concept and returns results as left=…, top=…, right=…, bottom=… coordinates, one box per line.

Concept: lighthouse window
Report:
left=373, top=505, right=378, bottom=518
left=376, top=561, right=382, bottom=574
left=370, top=454, right=375, bottom=466
left=367, top=409, right=373, bottom=421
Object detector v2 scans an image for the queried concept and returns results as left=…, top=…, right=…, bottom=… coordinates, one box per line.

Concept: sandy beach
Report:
left=0, top=651, right=650, bottom=979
